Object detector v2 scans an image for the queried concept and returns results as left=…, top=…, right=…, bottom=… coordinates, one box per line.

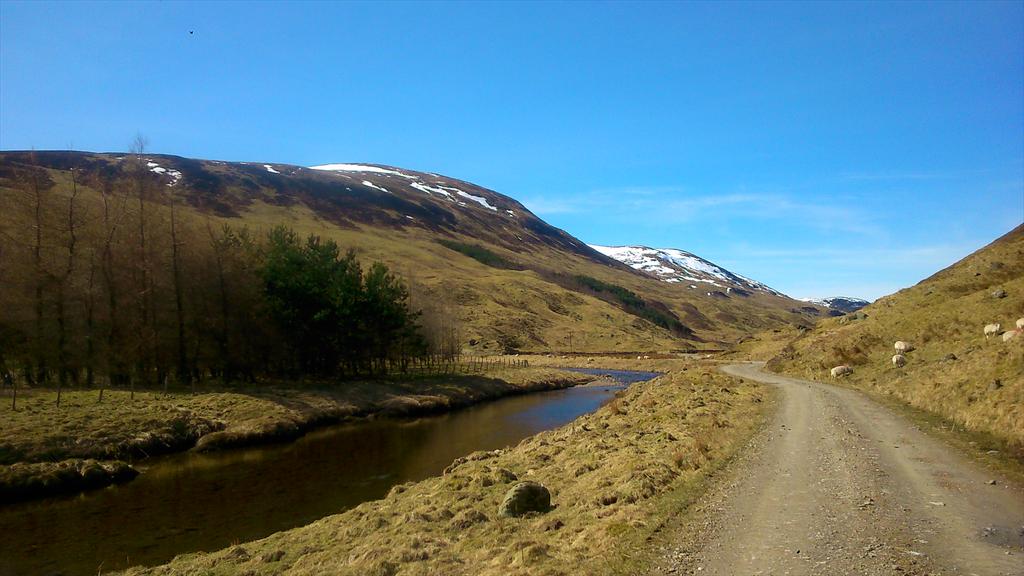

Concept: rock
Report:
left=498, top=481, right=551, bottom=517
left=992, top=289, right=1007, bottom=299
left=943, top=353, right=957, bottom=361
left=989, top=379, right=1002, bottom=391
left=987, top=479, right=997, bottom=485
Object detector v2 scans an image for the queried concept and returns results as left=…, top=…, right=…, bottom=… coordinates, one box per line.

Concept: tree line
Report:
left=0, top=148, right=453, bottom=402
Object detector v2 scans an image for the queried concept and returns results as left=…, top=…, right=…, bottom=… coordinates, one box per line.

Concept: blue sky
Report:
left=1, top=1, right=1021, bottom=300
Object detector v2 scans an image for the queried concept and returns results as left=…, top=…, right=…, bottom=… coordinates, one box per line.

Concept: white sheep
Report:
left=984, top=323, right=1002, bottom=339
left=892, top=354, right=906, bottom=368
left=894, top=341, right=914, bottom=354
left=1016, top=318, right=1024, bottom=330
left=1003, top=329, right=1020, bottom=343
left=830, top=365, right=853, bottom=378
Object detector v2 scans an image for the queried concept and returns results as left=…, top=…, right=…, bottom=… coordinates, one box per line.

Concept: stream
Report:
left=0, top=368, right=659, bottom=576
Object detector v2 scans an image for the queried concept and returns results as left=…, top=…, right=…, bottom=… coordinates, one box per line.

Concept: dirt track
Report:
left=655, top=362, right=1024, bottom=576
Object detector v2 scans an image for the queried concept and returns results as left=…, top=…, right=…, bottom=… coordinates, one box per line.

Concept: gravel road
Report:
left=654, top=362, right=1024, bottom=576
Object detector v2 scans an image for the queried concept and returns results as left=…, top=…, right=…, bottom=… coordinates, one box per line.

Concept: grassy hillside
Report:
left=0, top=150, right=822, bottom=363
left=768, top=224, right=1024, bottom=453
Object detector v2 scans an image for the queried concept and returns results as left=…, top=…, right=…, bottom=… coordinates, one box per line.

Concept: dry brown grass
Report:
left=119, top=360, right=768, bottom=576
left=0, top=367, right=591, bottom=466
left=768, top=224, right=1024, bottom=456
left=719, top=325, right=812, bottom=361
left=0, top=156, right=822, bottom=363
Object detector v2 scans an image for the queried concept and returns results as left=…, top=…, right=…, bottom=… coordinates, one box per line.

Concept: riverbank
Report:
left=121, top=359, right=770, bottom=576
left=0, top=367, right=592, bottom=503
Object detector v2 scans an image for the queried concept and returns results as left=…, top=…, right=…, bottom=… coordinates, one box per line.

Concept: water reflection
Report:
left=0, top=369, right=659, bottom=576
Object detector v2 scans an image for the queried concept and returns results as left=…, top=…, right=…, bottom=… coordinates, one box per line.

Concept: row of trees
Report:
left=0, top=148, right=449, bottom=398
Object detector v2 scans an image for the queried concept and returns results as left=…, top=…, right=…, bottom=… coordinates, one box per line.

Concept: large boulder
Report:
left=498, top=481, right=551, bottom=517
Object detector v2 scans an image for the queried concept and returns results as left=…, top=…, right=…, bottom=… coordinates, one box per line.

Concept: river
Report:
left=0, top=368, right=659, bottom=576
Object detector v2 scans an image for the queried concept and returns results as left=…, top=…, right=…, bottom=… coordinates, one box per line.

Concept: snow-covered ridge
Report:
left=589, top=244, right=785, bottom=297
left=799, top=296, right=870, bottom=313
left=309, top=163, right=507, bottom=215
left=310, top=163, right=418, bottom=180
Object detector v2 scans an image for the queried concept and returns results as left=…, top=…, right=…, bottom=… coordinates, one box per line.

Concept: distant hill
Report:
left=0, top=150, right=822, bottom=355
left=769, top=224, right=1024, bottom=453
left=800, top=297, right=871, bottom=315
left=589, top=245, right=784, bottom=297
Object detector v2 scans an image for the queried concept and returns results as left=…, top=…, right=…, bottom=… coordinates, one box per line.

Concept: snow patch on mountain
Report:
left=311, top=163, right=505, bottom=215
left=362, top=180, right=390, bottom=194
left=456, top=190, right=498, bottom=211
left=146, top=161, right=182, bottom=186
left=590, top=244, right=785, bottom=297
left=310, top=164, right=418, bottom=180
left=800, top=296, right=870, bottom=313
left=410, top=181, right=454, bottom=199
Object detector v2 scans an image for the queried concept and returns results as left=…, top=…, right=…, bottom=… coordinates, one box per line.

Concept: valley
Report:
left=0, top=152, right=1020, bottom=576
left=3, top=4, right=1021, bottom=575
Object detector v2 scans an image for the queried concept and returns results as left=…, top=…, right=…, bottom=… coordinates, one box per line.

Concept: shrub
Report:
left=437, top=240, right=521, bottom=270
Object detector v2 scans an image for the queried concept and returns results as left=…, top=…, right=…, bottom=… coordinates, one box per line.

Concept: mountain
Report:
left=769, top=224, right=1024, bottom=453
left=589, top=245, right=784, bottom=297
left=800, top=297, right=870, bottom=314
left=0, top=150, right=823, bottom=353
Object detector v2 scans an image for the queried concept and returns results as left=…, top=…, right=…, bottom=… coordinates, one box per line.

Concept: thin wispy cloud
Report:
left=525, top=186, right=885, bottom=238
left=728, top=243, right=976, bottom=266
left=838, top=168, right=987, bottom=181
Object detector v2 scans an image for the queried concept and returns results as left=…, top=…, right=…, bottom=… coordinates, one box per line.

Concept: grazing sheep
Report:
left=984, top=323, right=1002, bottom=339
left=894, top=341, right=914, bottom=354
left=643, top=355, right=651, bottom=360
left=892, top=354, right=906, bottom=368
left=830, top=365, right=853, bottom=378
left=1017, top=318, right=1024, bottom=330
left=1003, top=329, right=1020, bottom=343
left=636, top=356, right=642, bottom=360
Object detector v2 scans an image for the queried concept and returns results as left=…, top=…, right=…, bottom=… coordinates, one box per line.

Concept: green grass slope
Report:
left=768, top=224, right=1024, bottom=453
